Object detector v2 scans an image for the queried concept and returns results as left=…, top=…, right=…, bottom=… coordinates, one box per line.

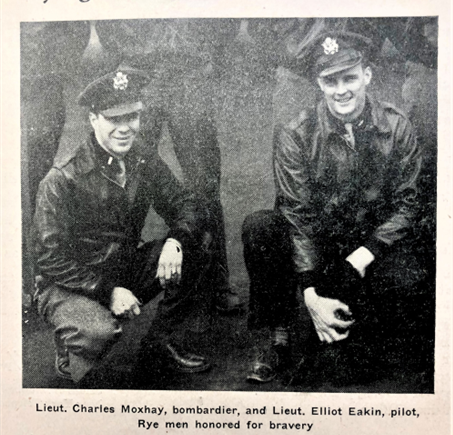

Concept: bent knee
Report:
left=67, top=318, right=123, bottom=357
left=242, top=210, right=275, bottom=242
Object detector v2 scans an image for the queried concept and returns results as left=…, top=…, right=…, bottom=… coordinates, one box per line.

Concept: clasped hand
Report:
left=110, top=286, right=142, bottom=319
left=156, top=238, right=183, bottom=288
left=304, top=287, right=354, bottom=343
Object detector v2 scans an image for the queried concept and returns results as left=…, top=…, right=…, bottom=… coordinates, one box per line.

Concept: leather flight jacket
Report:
left=273, top=96, right=423, bottom=289
left=33, top=132, right=205, bottom=305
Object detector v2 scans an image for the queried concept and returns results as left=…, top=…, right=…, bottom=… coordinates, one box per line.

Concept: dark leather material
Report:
left=247, top=348, right=279, bottom=384
left=247, top=360, right=277, bottom=384
left=316, top=259, right=365, bottom=307
left=163, top=344, right=211, bottom=373
left=274, top=96, right=422, bottom=282
left=139, top=342, right=211, bottom=374
left=33, top=133, right=205, bottom=305
left=55, top=351, right=72, bottom=380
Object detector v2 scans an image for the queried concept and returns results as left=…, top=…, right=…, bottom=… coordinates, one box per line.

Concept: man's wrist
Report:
left=346, top=246, right=375, bottom=277
left=303, top=286, right=317, bottom=302
left=165, top=238, right=182, bottom=251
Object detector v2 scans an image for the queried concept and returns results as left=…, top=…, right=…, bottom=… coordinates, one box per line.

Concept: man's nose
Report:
left=116, top=123, right=131, bottom=134
left=335, top=80, right=347, bottom=95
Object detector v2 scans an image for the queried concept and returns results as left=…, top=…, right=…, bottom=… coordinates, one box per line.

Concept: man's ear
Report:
left=364, top=66, right=372, bottom=86
left=88, top=112, right=98, bottom=128
left=316, top=77, right=325, bottom=91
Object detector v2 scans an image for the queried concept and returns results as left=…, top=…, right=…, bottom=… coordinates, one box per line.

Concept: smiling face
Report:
left=317, top=64, right=372, bottom=122
left=89, top=111, right=140, bottom=158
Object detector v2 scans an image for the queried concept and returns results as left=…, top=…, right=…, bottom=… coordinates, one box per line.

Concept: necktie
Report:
left=344, top=123, right=356, bottom=150
left=115, top=158, right=127, bottom=188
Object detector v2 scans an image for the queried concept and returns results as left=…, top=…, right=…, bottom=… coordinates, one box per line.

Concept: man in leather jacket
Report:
left=242, top=32, right=431, bottom=386
left=34, top=69, right=212, bottom=386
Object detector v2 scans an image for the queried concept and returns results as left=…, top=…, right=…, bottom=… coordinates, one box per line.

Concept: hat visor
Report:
left=319, top=57, right=362, bottom=78
left=100, top=101, right=143, bottom=117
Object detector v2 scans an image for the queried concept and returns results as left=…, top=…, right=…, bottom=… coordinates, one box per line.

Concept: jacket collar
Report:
left=62, top=132, right=145, bottom=175
left=317, top=94, right=392, bottom=139
left=91, top=133, right=123, bottom=170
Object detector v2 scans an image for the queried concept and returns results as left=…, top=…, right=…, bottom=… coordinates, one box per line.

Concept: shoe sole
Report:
left=246, top=372, right=276, bottom=384
left=55, top=360, right=73, bottom=381
left=215, top=303, right=246, bottom=314
left=170, top=362, right=212, bottom=374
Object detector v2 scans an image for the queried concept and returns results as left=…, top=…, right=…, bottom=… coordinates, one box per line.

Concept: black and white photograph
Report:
left=20, top=16, right=438, bottom=394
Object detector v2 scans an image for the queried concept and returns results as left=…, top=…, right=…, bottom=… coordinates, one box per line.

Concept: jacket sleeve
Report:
left=365, top=115, right=423, bottom=257
left=144, top=157, right=205, bottom=250
left=34, top=168, right=114, bottom=305
left=273, top=123, right=319, bottom=288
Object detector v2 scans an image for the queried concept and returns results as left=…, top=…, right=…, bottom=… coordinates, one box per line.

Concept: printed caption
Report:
left=35, top=402, right=421, bottom=432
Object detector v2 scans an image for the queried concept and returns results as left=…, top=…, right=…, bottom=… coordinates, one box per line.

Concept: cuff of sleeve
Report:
left=298, top=270, right=318, bottom=290
left=168, top=228, right=195, bottom=250
left=96, top=277, right=115, bottom=307
left=363, top=237, right=389, bottom=259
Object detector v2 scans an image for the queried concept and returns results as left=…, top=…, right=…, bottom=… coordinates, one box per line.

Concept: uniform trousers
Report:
left=127, top=56, right=230, bottom=295
left=37, top=239, right=211, bottom=382
left=242, top=210, right=434, bottom=382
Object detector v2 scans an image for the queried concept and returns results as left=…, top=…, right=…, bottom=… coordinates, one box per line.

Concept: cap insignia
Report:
left=113, top=72, right=128, bottom=91
left=322, top=37, right=339, bottom=55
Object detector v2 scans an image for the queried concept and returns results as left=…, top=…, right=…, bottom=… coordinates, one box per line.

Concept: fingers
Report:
left=323, top=333, right=333, bottom=343
left=316, top=324, right=349, bottom=343
left=156, top=263, right=182, bottom=288
left=319, top=330, right=332, bottom=343
left=311, top=308, right=351, bottom=343
left=337, top=301, right=352, bottom=316
left=157, top=263, right=166, bottom=288
left=113, top=300, right=141, bottom=319
left=333, top=318, right=355, bottom=329
left=328, top=327, right=350, bottom=342
left=175, top=264, right=182, bottom=284
left=164, top=263, right=172, bottom=282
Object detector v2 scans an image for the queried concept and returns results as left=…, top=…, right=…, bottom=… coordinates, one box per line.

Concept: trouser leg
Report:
left=36, top=238, right=210, bottom=383
left=167, top=70, right=230, bottom=294
left=139, top=63, right=229, bottom=295
left=295, top=268, right=434, bottom=387
left=130, top=240, right=211, bottom=345
left=37, top=285, right=122, bottom=383
left=242, top=210, right=297, bottom=331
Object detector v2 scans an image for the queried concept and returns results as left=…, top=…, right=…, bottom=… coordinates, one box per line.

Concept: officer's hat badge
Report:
left=113, top=72, right=128, bottom=91
left=322, top=37, right=339, bottom=55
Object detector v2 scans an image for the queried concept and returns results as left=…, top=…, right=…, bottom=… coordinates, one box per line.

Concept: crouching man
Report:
left=34, top=69, right=211, bottom=387
left=243, top=32, right=432, bottom=386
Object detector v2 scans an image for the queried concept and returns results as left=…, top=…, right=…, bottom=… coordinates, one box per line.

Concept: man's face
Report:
left=317, top=64, right=372, bottom=122
left=89, top=111, right=140, bottom=158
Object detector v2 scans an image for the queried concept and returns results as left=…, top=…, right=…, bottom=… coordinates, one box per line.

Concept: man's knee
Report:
left=43, top=288, right=123, bottom=357
left=63, top=317, right=122, bottom=358
left=242, top=209, right=277, bottom=246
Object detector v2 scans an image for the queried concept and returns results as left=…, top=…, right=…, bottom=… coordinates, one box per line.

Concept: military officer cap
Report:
left=303, top=31, right=372, bottom=79
left=77, top=68, right=150, bottom=117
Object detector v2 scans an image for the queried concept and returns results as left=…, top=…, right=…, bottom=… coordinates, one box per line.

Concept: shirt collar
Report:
left=91, top=133, right=121, bottom=168
left=317, top=94, right=392, bottom=139
left=90, top=132, right=143, bottom=170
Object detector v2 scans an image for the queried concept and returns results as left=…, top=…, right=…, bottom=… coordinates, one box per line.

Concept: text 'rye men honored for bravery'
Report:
left=33, top=69, right=212, bottom=387
left=242, top=31, right=431, bottom=385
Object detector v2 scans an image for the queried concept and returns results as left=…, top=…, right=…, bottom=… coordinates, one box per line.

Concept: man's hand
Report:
left=156, top=238, right=183, bottom=288
left=304, top=287, right=354, bottom=343
left=110, top=286, right=142, bottom=319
